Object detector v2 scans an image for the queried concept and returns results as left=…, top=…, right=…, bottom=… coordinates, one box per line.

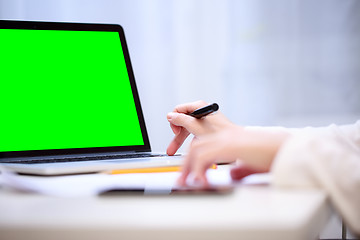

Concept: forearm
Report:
left=235, top=127, right=290, bottom=171
left=271, top=123, right=360, bottom=236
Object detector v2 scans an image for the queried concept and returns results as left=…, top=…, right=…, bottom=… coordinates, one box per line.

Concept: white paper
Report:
left=0, top=167, right=269, bottom=197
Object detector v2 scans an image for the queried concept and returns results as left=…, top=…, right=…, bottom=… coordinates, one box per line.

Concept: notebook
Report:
left=0, top=20, right=182, bottom=175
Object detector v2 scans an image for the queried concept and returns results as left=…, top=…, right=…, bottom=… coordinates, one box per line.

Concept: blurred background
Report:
left=1, top=0, right=359, bottom=154
left=1, top=1, right=359, bottom=238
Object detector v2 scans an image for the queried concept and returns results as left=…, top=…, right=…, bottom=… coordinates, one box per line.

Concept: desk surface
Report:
left=0, top=181, right=331, bottom=240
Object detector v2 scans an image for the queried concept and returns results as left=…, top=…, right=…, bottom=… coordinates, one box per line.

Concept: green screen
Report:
left=0, top=28, right=144, bottom=152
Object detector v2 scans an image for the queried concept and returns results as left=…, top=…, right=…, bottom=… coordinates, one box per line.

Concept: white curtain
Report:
left=1, top=0, right=359, bottom=151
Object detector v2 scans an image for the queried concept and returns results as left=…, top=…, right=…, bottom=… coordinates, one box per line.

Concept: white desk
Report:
left=0, top=182, right=331, bottom=240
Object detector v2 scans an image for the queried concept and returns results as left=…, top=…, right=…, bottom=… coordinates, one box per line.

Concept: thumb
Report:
left=167, top=112, right=200, bottom=135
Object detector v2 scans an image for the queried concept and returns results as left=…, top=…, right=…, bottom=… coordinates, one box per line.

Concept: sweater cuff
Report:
left=271, top=134, right=321, bottom=189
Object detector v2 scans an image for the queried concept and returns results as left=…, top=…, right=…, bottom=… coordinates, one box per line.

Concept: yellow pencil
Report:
left=109, top=164, right=217, bottom=175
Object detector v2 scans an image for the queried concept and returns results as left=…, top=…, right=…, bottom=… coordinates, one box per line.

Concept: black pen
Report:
left=190, top=103, right=219, bottom=119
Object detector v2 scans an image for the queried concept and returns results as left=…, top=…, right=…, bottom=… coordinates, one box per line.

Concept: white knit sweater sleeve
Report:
left=271, top=121, right=360, bottom=235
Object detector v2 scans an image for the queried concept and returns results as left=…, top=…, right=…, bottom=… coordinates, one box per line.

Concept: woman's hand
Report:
left=166, top=100, right=234, bottom=156
left=178, top=126, right=289, bottom=186
left=166, top=101, right=290, bottom=186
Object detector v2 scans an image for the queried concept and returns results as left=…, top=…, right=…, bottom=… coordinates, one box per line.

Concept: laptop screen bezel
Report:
left=0, top=20, right=151, bottom=159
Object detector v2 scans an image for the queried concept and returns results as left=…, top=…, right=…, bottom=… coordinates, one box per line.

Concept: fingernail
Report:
left=167, top=112, right=178, bottom=120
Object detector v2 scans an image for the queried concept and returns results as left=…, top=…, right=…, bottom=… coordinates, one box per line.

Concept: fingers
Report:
left=166, top=101, right=209, bottom=156
left=167, top=112, right=203, bottom=135
left=170, top=123, right=181, bottom=135
left=169, top=100, right=231, bottom=186
left=174, top=100, right=208, bottom=114
left=177, top=159, right=190, bottom=186
left=178, top=137, right=225, bottom=187
left=230, top=165, right=260, bottom=180
left=178, top=148, right=210, bottom=187
left=166, top=128, right=190, bottom=156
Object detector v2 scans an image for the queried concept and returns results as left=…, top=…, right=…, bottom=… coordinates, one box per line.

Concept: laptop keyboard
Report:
left=2, top=153, right=169, bottom=164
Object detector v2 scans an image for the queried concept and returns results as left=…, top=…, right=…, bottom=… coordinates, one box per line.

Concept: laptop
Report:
left=0, top=20, right=182, bottom=175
